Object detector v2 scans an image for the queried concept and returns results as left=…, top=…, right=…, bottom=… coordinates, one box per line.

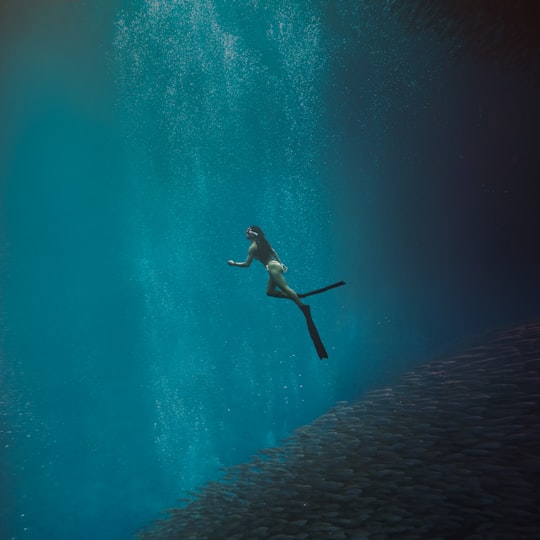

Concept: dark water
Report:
left=1, top=1, right=539, bottom=539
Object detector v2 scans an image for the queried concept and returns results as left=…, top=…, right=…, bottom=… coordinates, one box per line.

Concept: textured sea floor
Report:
left=139, top=321, right=540, bottom=539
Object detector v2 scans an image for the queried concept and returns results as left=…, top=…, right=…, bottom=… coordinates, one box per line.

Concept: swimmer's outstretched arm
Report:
left=228, top=244, right=256, bottom=268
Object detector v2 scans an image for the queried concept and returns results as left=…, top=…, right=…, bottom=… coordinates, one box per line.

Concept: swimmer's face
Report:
left=246, top=227, right=258, bottom=240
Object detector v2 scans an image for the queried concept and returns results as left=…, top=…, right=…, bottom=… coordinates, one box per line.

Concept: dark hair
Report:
left=249, top=225, right=274, bottom=263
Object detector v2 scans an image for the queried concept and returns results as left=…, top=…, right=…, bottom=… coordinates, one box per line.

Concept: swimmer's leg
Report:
left=266, top=269, right=305, bottom=309
left=266, top=278, right=288, bottom=298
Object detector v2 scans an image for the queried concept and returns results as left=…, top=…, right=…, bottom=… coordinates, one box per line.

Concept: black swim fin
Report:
left=298, top=281, right=345, bottom=299
left=301, top=305, right=328, bottom=359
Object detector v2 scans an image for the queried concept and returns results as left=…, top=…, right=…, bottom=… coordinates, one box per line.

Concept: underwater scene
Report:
left=1, top=1, right=539, bottom=539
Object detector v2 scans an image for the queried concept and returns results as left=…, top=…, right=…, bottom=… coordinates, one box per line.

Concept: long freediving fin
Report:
left=301, top=305, right=328, bottom=359
left=298, top=281, right=346, bottom=299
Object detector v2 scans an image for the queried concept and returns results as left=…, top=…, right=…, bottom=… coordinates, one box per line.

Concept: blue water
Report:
left=1, top=1, right=539, bottom=539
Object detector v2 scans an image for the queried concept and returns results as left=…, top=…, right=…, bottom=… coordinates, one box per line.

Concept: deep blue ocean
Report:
left=1, top=1, right=539, bottom=539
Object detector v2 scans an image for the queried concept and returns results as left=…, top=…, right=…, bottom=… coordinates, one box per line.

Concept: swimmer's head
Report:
left=246, top=225, right=263, bottom=239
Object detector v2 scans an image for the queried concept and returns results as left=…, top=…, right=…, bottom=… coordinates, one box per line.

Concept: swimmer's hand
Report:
left=227, top=260, right=235, bottom=266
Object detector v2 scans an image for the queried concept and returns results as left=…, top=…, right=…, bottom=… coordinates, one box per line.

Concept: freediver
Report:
left=227, top=225, right=309, bottom=314
left=228, top=225, right=329, bottom=359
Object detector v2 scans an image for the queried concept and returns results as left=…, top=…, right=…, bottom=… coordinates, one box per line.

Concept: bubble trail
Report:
left=138, top=321, right=540, bottom=539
